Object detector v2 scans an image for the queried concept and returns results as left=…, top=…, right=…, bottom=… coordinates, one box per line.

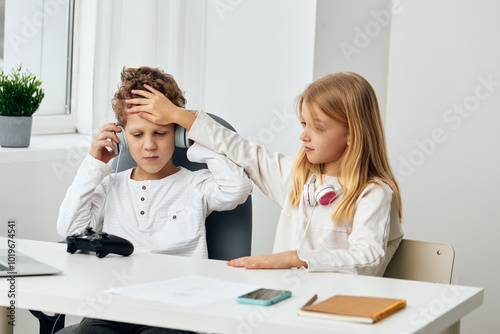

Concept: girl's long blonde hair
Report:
left=289, top=72, right=402, bottom=222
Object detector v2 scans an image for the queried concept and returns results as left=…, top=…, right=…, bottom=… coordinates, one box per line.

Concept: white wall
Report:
left=203, top=0, right=316, bottom=255
left=386, top=0, right=500, bottom=331
left=0, top=148, right=85, bottom=242
left=313, top=0, right=392, bottom=117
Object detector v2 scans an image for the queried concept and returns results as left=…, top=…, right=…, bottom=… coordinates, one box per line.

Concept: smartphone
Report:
left=236, top=288, right=292, bottom=306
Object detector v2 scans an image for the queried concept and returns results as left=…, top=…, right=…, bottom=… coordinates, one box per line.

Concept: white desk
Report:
left=0, top=238, right=483, bottom=334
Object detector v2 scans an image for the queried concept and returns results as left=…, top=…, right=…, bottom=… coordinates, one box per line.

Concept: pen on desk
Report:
left=302, top=294, right=318, bottom=308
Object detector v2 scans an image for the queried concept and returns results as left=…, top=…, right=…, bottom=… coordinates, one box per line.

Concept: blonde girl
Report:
left=127, top=72, right=403, bottom=276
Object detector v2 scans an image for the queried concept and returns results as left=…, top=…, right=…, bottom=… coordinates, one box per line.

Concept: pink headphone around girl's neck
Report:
left=302, top=175, right=337, bottom=206
left=297, top=175, right=337, bottom=251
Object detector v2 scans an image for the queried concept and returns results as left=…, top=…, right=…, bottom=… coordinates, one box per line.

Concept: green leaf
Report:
left=0, top=65, right=45, bottom=116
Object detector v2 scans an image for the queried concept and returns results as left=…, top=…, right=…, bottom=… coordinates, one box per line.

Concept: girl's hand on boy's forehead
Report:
left=126, top=84, right=180, bottom=125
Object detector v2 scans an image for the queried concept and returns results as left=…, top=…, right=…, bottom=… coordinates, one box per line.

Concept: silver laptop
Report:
left=0, top=250, right=62, bottom=277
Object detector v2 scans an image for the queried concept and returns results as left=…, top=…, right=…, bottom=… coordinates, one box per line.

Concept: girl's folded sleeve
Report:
left=56, top=153, right=112, bottom=238
left=187, top=111, right=295, bottom=207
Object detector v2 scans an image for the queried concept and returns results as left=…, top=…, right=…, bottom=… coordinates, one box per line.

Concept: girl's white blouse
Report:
left=188, top=111, right=404, bottom=275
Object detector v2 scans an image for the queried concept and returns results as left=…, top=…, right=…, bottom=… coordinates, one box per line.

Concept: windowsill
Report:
left=0, top=133, right=91, bottom=164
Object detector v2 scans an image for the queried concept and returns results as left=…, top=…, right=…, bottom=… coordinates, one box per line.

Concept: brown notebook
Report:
left=298, top=295, right=406, bottom=324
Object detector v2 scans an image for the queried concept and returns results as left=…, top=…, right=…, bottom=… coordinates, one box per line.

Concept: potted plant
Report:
left=0, top=65, right=45, bottom=147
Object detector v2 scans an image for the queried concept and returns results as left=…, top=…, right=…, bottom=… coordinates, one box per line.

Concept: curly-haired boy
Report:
left=57, top=67, right=252, bottom=333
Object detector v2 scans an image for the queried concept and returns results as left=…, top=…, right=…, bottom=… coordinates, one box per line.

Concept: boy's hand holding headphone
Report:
left=126, top=84, right=196, bottom=131
left=90, top=123, right=122, bottom=164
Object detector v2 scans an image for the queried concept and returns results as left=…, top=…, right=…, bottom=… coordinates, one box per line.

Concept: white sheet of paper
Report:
left=107, top=275, right=260, bottom=308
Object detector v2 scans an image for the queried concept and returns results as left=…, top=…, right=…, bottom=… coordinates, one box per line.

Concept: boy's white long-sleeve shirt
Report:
left=57, top=143, right=252, bottom=258
left=188, top=111, right=404, bottom=275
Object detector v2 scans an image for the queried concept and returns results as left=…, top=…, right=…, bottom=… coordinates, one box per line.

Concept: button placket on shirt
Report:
left=138, top=184, right=148, bottom=227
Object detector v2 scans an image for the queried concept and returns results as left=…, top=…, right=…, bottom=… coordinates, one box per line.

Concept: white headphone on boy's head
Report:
left=112, top=124, right=191, bottom=155
left=302, top=175, right=337, bottom=206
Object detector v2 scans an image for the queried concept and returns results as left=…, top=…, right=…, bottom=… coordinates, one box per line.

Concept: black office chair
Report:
left=31, top=114, right=252, bottom=334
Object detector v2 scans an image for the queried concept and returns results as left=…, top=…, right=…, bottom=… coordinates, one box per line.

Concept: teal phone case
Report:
left=236, top=289, right=292, bottom=306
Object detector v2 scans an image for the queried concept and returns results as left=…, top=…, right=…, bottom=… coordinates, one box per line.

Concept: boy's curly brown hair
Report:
left=112, top=66, right=186, bottom=126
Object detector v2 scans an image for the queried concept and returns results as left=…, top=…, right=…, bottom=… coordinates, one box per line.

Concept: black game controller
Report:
left=66, top=227, right=134, bottom=258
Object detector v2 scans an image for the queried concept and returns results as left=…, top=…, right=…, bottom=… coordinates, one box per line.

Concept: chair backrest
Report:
left=110, top=114, right=252, bottom=261
left=384, top=239, right=460, bottom=334
left=383, top=239, right=455, bottom=284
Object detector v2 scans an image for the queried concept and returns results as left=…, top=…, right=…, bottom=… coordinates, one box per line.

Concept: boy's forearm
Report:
left=187, top=142, right=252, bottom=211
left=57, top=155, right=109, bottom=237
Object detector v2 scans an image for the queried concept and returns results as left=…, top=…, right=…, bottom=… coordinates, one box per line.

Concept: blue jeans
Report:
left=73, top=318, right=196, bottom=334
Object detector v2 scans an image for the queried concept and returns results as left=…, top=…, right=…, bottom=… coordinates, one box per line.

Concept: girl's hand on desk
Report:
left=126, top=84, right=188, bottom=127
left=227, top=251, right=308, bottom=269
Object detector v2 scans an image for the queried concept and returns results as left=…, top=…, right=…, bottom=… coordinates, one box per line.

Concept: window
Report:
left=3, top=0, right=75, bottom=134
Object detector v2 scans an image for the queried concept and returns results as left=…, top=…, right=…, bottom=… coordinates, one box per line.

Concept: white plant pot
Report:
left=0, top=115, right=33, bottom=148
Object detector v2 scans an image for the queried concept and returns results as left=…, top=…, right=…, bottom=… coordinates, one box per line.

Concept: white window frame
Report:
left=3, top=0, right=76, bottom=135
